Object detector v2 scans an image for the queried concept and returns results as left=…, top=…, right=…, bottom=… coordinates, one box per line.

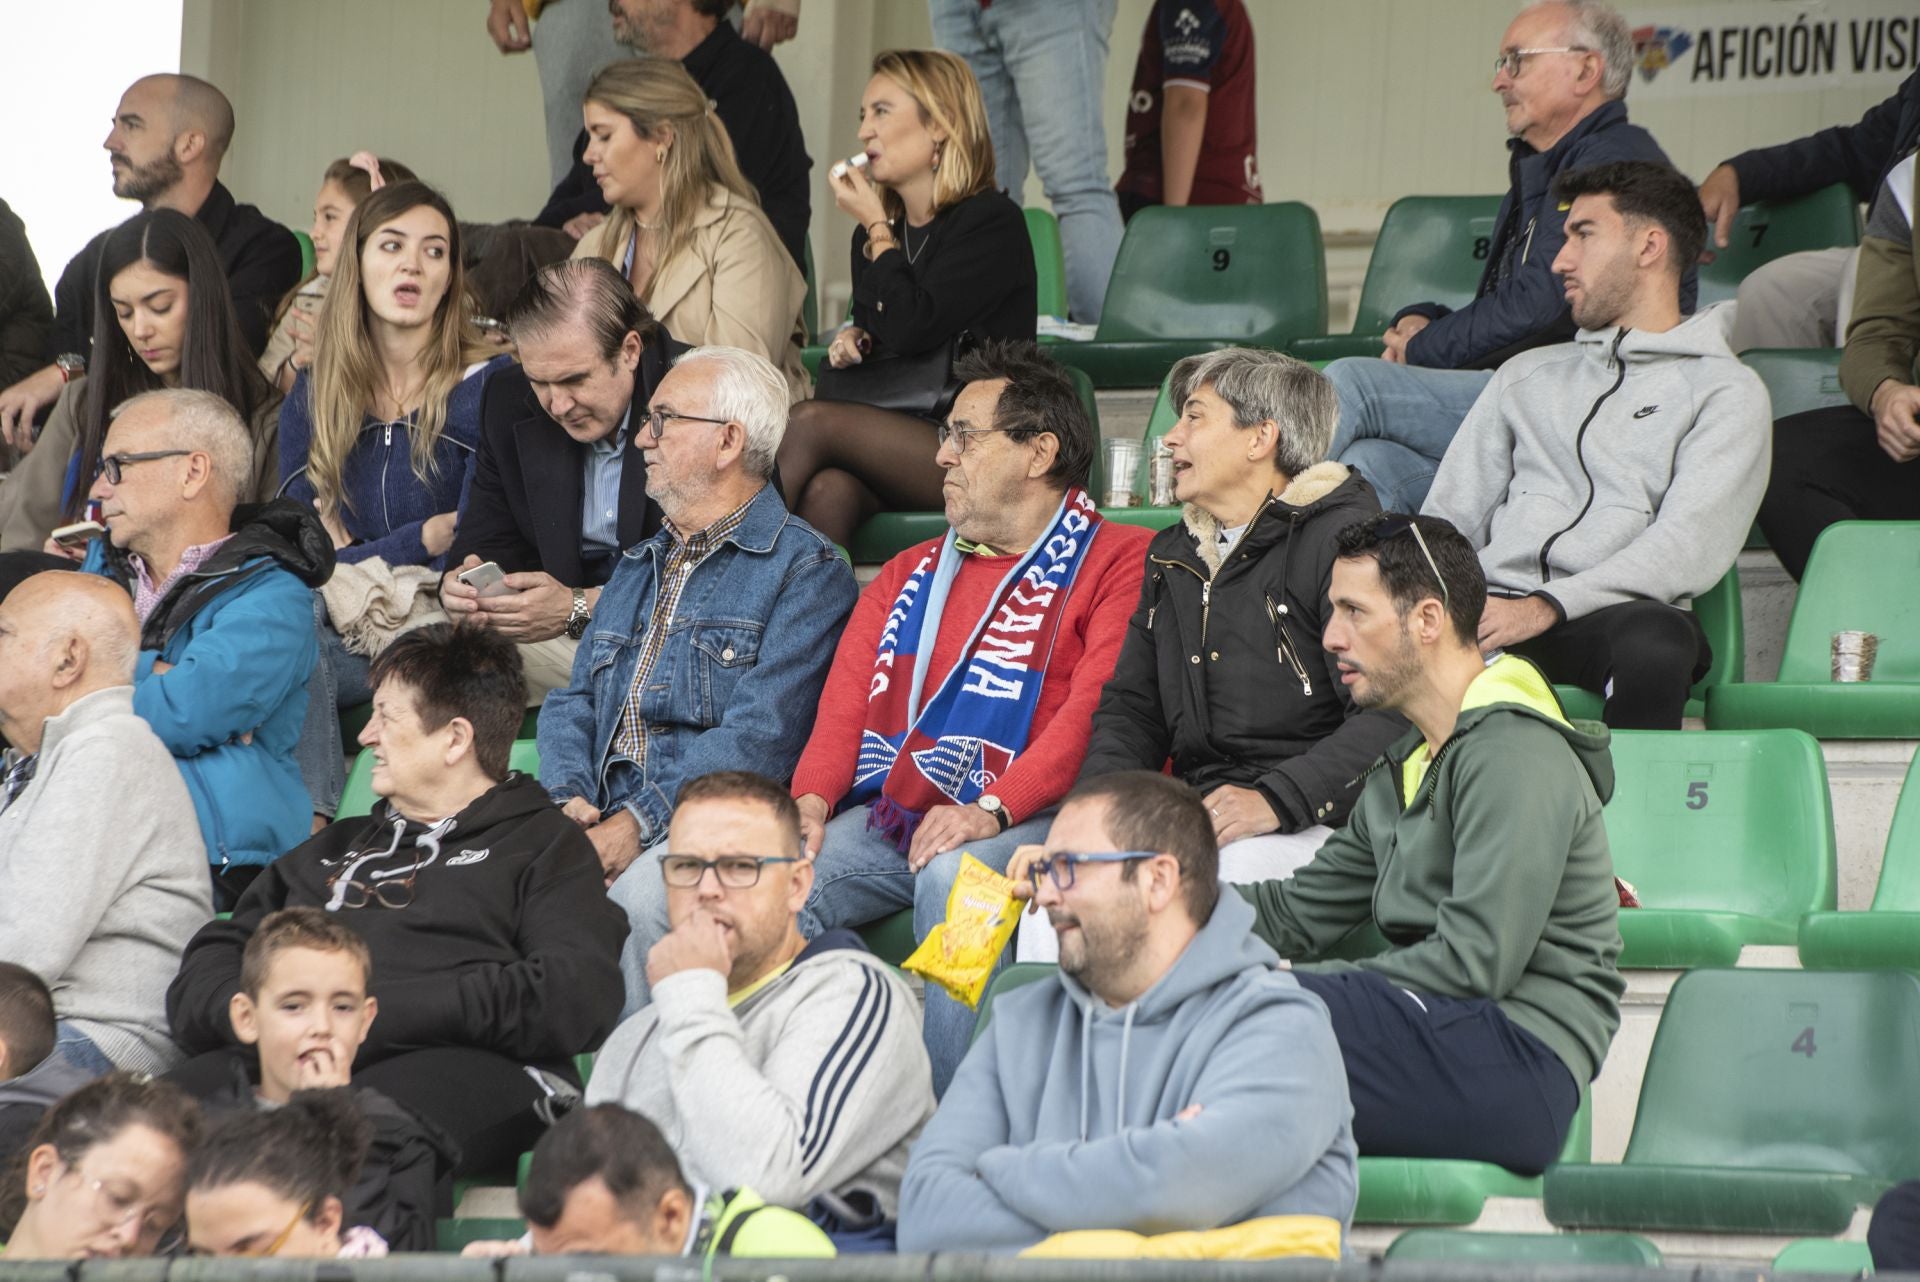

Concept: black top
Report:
left=536, top=22, right=812, bottom=272
left=1727, top=66, right=1920, bottom=206
left=449, top=326, right=689, bottom=583
left=849, top=189, right=1037, bottom=358
left=48, top=181, right=301, bottom=362
left=0, top=198, right=52, bottom=389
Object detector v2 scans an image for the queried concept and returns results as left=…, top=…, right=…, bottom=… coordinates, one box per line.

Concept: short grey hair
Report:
left=112, top=387, right=256, bottom=506
left=1558, top=0, right=1632, bottom=100
left=672, top=346, right=789, bottom=479
left=1169, top=347, right=1338, bottom=478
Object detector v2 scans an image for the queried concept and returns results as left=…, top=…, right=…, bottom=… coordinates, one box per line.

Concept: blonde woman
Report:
left=572, top=58, right=808, bottom=401
left=277, top=179, right=506, bottom=817
left=775, top=49, right=1037, bottom=546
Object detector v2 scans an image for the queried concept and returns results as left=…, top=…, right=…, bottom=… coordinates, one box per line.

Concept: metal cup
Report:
left=1104, top=438, right=1143, bottom=508
left=1832, top=630, right=1879, bottom=683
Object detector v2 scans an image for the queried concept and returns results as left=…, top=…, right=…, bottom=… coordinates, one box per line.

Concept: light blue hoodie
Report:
left=899, top=889, right=1357, bottom=1254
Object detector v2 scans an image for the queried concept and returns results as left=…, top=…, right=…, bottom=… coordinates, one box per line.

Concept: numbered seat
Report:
left=846, top=366, right=1103, bottom=563
left=1698, top=183, right=1864, bottom=307
left=1385, top=1229, right=1662, bottom=1266
left=338, top=740, right=541, bottom=819
left=1552, top=566, right=1745, bottom=723
left=1801, top=748, right=1920, bottom=970
left=1597, top=728, right=1835, bottom=968
left=1289, top=195, right=1502, bottom=363
left=1707, top=522, right=1920, bottom=737
left=1543, top=968, right=1920, bottom=1235
left=1053, top=203, right=1327, bottom=388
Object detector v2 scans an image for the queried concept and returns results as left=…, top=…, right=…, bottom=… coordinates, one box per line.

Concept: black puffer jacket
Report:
left=1081, top=463, right=1406, bottom=831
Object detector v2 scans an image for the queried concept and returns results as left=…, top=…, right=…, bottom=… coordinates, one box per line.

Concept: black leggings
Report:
left=1508, top=600, right=1711, bottom=730
left=1293, top=969, right=1581, bottom=1176
left=1758, top=403, right=1920, bottom=580
left=775, top=399, right=945, bottom=547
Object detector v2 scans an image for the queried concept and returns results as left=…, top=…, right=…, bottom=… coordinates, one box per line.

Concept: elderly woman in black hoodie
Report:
left=1055, top=348, right=1405, bottom=924
left=166, top=624, right=628, bottom=1175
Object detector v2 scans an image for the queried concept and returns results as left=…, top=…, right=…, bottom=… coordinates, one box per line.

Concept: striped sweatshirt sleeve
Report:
left=650, top=957, right=934, bottom=1213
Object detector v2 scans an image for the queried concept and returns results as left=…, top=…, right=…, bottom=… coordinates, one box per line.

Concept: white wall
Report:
left=4, top=0, right=184, bottom=296
left=15, top=2, right=1899, bottom=312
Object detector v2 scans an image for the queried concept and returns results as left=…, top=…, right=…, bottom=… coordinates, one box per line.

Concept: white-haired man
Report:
left=0, top=570, right=212, bottom=1075
left=539, top=347, right=858, bottom=1013
left=72, top=388, right=333, bottom=910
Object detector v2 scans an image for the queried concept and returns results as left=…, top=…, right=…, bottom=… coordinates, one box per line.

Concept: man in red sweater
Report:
left=790, top=342, right=1148, bottom=1094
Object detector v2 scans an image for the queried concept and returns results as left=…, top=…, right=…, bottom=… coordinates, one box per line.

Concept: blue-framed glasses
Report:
left=1028, top=850, right=1159, bottom=897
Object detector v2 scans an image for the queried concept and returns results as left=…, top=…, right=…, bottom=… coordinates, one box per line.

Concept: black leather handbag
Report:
left=813, top=331, right=973, bottom=421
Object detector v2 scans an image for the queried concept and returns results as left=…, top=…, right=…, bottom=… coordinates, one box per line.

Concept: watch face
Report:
left=566, top=614, right=589, bottom=640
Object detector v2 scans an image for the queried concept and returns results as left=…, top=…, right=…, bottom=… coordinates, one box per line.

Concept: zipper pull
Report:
left=384, top=422, right=392, bottom=447
left=1201, top=581, right=1211, bottom=609
left=1147, top=606, right=1156, bottom=630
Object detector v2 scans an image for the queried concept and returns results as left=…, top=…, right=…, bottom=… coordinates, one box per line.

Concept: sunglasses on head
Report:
left=1372, top=514, right=1452, bottom=614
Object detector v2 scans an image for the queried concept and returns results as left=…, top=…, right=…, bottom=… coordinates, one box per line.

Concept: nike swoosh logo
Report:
left=1632, top=406, right=1658, bottom=419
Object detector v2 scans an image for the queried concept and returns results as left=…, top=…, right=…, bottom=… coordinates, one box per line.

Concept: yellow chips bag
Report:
left=903, top=853, right=1019, bottom=1007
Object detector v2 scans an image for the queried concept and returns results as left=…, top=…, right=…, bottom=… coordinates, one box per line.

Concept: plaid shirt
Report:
left=132, top=535, right=235, bottom=623
left=608, top=495, right=758, bottom=765
left=0, top=750, right=37, bottom=816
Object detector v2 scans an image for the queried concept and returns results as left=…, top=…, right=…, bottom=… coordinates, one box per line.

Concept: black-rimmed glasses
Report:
left=1373, top=513, right=1452, bottom=614
left=1027, top=850, right=1158, bottom=898
left=100, top=449, right=191, bottom=483
left=638, top=408, right=730, bottom=441
left=660, top=853, right=801, bottom=888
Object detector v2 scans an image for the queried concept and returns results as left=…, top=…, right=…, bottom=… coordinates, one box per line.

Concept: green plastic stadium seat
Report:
left=1552, top=565, right=1745, bottom=722
left=1738, top=348, right=1845, bottom=550
left=1054, top=204, right=1327, bottom=388
left=859, top=909, right=919, bottom=967
left=1597, top=728, right=1835, bottom=968
left=1290, top=195, right=1502, bottom=364
left=845, top=366, right=1103, bottom=564
left=294, top=229, right=315, bottom=280
left=1025, top=206, right=1068, bottom=321
left=1543, top=968, right=1920, bottom=1235
left=435, top=1217, right=525, bottom=1252
left=1354, top=1094, right=1591, bottom=1226
left=1699, top=184, right=1864, bottom=308
left=338, top=740, right=541, bottom=819
left=1384, top=1229, right=1662, bottom=1266
left=970, top=962, right=1057, bottom=1045
left=1772, top=1237, right=1876, bottom=1274
left=1707, top=522, right=1920, bottom=737
left=1801, top=749, right=1920, bottom=970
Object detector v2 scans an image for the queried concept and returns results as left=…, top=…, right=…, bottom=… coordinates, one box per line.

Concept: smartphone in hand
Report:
left=457, top=560, right=512, bottom=598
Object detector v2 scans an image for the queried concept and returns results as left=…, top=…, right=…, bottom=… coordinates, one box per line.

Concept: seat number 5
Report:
left=1685, top=781, right=1710, bottom=810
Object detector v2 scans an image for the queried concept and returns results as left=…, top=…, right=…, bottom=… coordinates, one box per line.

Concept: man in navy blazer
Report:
left=446, top=260, right=686, bottom=699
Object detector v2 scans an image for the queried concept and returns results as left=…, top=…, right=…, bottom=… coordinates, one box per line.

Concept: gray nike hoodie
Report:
left=1424, top=302, right=1771, bottom=622
left=899, top=890, right=1357, bottom=1254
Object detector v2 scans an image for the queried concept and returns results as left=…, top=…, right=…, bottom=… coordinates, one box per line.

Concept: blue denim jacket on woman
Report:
left=537, top=483, right=857, bottom=846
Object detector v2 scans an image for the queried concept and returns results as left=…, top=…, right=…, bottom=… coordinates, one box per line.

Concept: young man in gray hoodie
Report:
left=0, top=571, right=211, bottom=1075
left=1423, top=159, right=1771, bottom=729
left=900, top=771, right=1356, bottom=1259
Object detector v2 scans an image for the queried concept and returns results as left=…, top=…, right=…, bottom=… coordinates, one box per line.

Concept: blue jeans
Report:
left=801, top=804, right=1053, bottom=1097
left=606, top=838, right=673, bottom=1020
left=1325, top=359, right=1495, bottom=514
left=54, top=1021, right=117, bottom=1077
left=929, top=0, right=1123, bottom=323
left=292, top=599, right=375, bottom=819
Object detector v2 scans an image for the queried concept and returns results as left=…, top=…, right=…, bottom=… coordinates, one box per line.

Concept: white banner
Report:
left=1627, top=2, right=1920, bottom=97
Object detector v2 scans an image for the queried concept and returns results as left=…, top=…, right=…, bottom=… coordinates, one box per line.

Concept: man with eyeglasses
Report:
left=1238, top=513, right=1623, bottom=1176
left=778, top=340, right=1148, bottom=1097
left=169, top=622, right=628, bottom=1180
left=538, top=346, right=856, bottom=1018
left=60, top=387, right=332, bottom=910
left=587, top=771, right=934, bottom=1240
left=443, top=260, right=686, bottom=701
left=901, top=770, right=1356, bottom=1259
left=1320, top=0, right=1690, bottom=514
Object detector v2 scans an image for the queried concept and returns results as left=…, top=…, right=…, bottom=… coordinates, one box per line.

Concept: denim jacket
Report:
left=537, top=483, right=857, bottom=844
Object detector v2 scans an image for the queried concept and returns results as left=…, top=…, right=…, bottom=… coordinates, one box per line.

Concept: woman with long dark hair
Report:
left=0, top=209, right=278, bottom=551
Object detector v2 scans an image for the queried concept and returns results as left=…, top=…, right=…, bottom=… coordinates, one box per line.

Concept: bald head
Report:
left=159, top=74, right=236, bottom=159
left=108, top=75, right=233, bottom=205
left=0, top=573, right=139, bottom=755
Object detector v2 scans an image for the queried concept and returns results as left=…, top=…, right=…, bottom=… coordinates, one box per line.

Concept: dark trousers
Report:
left=170, top=1045, right=553, bottom=1178
left=1759, top=404, right=1920, bottom=581
left=1292, top=969, right=1581, bottom=1176
left=1509, top=600, right=1711, bottom=730
left=1871, top=1181, right=1920, bottom=1271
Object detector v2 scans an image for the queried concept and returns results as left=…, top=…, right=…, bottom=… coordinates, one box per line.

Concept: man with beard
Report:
left=0, top=75, right=300, bottom=448
left=1422, top=160, right=1768, bottom=730
left=901, top=771, right=1357, bottom=1259
left=1239, top=513, right=1624, bottom=1176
